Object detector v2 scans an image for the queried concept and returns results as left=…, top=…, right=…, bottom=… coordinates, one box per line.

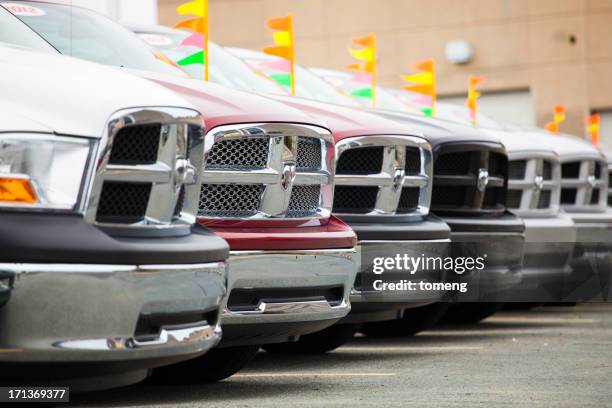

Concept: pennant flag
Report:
left=176, top=50, right=204, bottom=66
left=269, top=72, right=292, bottom=87
left=401, top=58, right=436, bottom=116
left=350, top=71, right=373, bottom=84
left=412, top=94, right=433, bottom=106
left=174, top=0, right=208, bottom=80
left=351, top=87, right=373, bottom=98
left=585, top=113, right=600, bottom=145
left=545, top=104, right=566, bottom=135
left=177, top=0, right=206, bottom=17
left=466, top=75, right=484, bottom=125
left=173, top=17, right=205, bottom=34
left=180, top=33, right=204, bottom=48
left=260, top=58, right=291, bottom=72
left=263, top=14, right=295, bottom=95
left=346, top=32, right=376, bottom=106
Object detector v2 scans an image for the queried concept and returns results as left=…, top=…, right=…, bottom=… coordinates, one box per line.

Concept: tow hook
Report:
left=0, top=270, right=15, bottom=308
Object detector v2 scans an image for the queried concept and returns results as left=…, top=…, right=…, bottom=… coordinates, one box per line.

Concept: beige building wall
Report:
left=159, top=0, right=612, bottom=138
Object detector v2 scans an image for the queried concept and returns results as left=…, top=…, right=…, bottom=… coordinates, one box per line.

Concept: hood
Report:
left=371, top=109, right=503, bottom=149
left=131, top=69, right=328, bottom=132
left=264, top=94, right=423, bottom=141
left=0, top=45, right=196, bottom=137
left=479, top=127, right=558, bottom=157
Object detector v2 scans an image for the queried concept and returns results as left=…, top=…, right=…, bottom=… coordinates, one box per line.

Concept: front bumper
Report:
left=565, top=209, right=612, bottom=301
left=444, top=213, right=525, bottom=301
left=0, top=261, right=227, bottom=389
left=507, top=213, right=576, bottom=301
left=219, top=248, right=357, bottom=347
left=340, top=216, right=451, bottom=324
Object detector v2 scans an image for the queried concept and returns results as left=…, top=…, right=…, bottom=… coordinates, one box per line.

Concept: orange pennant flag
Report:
left=469, top=75, right=485, bottom=88
left=411, top=59, right=434, bottom=73
left=263, top=45, right=292, bottom=60
left=352, top=33, right=375, bottom=48
left=173, top=17, right=206, bottom=34
left=266, top=15, right=291, bottom=31
left=545, top=122, right=559, bottom=134
left=402, top=84, right=434, bottom=94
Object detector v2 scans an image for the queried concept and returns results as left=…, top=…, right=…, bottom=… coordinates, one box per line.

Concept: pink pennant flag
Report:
left=180, top=33, right=204, bottom=48
left=350, top=71, right=372, bottom=84
left=259, top=58, right=291, bottom=72
left=411, top=93, right=433, bottom=105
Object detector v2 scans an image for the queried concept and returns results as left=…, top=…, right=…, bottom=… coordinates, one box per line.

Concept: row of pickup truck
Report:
left=0, top=1, right=610, bottom=391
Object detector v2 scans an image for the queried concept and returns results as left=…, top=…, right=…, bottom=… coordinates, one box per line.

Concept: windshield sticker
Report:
left=2, top=3, right=46, bottom=16
left=138, top=34, right=173, bottom=47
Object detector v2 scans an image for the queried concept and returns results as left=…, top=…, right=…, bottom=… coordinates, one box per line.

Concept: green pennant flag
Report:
left=269, top=72, right=291, bottom=87
left=421, top=106, right=433, bottom=117
left=350, top=87, right=373, bottom=98
left=176, top=50, right=205, bottom=66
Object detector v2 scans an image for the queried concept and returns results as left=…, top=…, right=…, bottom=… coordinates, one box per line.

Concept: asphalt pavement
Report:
left=71, top=303, right=612, bottom=408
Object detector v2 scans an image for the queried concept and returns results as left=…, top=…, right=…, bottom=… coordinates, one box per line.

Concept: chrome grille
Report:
left=205, top=137, right=268, bottom=169
left=431, top=146, right=507, bottom=215
left=506, top=155, right=560, bottom=215
left=288, top=185, right=321, bottom=217
left=199, top=123, right=334, bottom=220
left=560, top=158, right=608, bottom=211
left=608, top=166, right=612, bottom=207
left=334, top=136, right=431, bottom=217
left=85, top=108, right=204, bottom=232
left=296, top=137, right=322, bottom=170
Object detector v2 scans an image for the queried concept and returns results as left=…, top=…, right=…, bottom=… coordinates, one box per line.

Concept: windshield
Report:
left=134, top=29, right=285, bottom=94
left=0, top=4, right=55, bottom=52
left=7, top=1, right=184, bottom=76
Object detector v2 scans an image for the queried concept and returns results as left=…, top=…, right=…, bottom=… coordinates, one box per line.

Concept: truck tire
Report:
left=263, top=324, right=361, bottom=354
left=442, top=302, right=505, bottom=323
left=360, top=303, right=450, bottom=337
left=152, top=345, right=260, bottom=384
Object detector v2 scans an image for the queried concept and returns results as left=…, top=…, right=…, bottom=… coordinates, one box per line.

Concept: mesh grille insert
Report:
left=562, top=162, right=580, bottom=179
left=435, top=152, right=472, bottom=175
left=590, top=189, right=600, bottom=205
left=506, top=189, right=523, bottom=209
left=96, top=182, right=151, bottom=223
left=537, top=190, right=552, bottom=209
left=404, top=147, right=421, bottom=175
left=488, top=153, right=506, bottom=177
left=336, top=146, right=384, bottom=175
left=483, top=187, right=505, bottom=208
left=109, top=124, right=160, bottom=165
left=333, top=186, right=378, bottom=213
left=508, top=160, right=527, bottom=180
left=594, top=162, right=602, bottom=178
left=561, top=188, right=577, bottom=204
left=542, top=161, right=553, bottom=180
left=296, top=137, right=322, bottom=170
left=206, top=137, right=269, bottom=169
left=198, top=184, right=263, bottom=217
left=431, top=186, right=469, bottom=208
left=397, top=187, right=420, bottom=213
left=287, top=185, right=321, bottom=217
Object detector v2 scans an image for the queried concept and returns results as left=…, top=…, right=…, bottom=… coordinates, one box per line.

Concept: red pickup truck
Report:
left=8, top=1, right=359, bottom=382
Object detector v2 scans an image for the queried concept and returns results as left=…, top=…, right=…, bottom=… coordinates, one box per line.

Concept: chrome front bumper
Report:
left=0, top=262, right=226, bottom=367
left=220, top=248, right=357, bottom=345
left=508, top=214, right=576, bottom=301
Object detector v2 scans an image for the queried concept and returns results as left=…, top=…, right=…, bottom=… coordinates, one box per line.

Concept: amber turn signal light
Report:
left=0, top=177, right=37, bottom=204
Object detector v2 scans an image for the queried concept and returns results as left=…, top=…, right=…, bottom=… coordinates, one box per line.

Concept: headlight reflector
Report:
left=0, top=134, right=93, bottom=210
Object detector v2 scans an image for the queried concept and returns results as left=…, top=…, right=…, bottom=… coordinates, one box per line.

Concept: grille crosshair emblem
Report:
left=392, top=168, right=406, bottom=191
left=587, top=175, right=597, bottom=188
left=533, top=175, right=544, bottom=191
left=175, top=158, right=198, bottom=186
left=280, top=163, right=297, bottom=191
left=477, top=168, right=489, bottom=192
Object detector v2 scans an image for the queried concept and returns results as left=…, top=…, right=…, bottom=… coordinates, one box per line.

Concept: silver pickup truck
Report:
left=0, top=43, right=228, bottom=391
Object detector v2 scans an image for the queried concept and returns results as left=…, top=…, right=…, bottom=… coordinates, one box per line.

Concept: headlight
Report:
left=0, top=134, right=93, bottom=211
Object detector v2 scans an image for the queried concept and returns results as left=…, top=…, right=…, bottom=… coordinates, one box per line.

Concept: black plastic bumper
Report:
left=0, top=212, right=229, bottom=265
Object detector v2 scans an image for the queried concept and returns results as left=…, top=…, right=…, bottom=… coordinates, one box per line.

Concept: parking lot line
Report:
left=339, top=346, right=483, bottom=352
left=234, top=372, right=397, bottom=378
